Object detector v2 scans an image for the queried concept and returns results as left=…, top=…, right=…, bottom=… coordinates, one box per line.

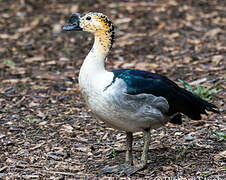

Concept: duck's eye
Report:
left=86, top=16, right=91, bottom=21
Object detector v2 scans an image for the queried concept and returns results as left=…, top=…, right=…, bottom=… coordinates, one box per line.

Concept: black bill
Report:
left=62, top=13, right=82, bottom=31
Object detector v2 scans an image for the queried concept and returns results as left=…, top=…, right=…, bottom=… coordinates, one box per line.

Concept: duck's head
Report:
left=63, top=12, right=115, bottom=50
left=62, top=12, right=114, bottom=35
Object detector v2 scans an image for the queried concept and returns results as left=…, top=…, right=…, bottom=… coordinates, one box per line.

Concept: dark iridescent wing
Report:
left=112, top=69, right=218, bottom=121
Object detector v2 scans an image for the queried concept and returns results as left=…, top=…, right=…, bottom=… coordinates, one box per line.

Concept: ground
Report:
left=0, top=0, right=225, bottom=179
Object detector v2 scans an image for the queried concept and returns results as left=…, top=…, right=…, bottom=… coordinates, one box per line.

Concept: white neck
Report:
left=81, top=36, right=109, bottom=72
left=78, top=34, right=113, bottom=92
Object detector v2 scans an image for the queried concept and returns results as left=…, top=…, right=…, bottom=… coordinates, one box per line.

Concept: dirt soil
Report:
left=0, top=0, right=225, bottom=179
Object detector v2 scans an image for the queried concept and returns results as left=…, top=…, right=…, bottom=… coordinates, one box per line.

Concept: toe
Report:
left=124, top=163, right=146, bottom=176
left=101, top=163, right=146, bottom=176
left=101, top=164, right=127, bottom=174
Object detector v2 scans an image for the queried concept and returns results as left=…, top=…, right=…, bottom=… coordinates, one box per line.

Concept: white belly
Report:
left=80, top=76, right=169, bottom=132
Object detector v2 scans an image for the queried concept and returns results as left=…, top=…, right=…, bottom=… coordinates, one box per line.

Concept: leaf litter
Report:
left=0, top=0, right=225, bottom=179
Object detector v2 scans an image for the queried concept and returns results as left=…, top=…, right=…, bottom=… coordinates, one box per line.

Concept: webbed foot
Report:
left=124, top=162, right=146, bottom=176
left=101, top=164, right=129, bottom=175
left=101, top=162, right=146, bottom=176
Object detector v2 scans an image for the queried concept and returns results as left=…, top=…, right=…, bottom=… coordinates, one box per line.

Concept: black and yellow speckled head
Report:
left=80, top=12, right=114, bottom=34
left=63, top=12, right=115, bottom=49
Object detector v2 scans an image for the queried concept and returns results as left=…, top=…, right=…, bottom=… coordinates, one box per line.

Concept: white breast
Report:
left=79, top=70, right=169, bottom=132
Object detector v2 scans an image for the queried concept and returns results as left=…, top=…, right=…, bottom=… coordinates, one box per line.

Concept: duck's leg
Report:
left=125, top=132, right=133, bottom=165
left=124, top=129, right=150, bottom=176
left=101, top=130, right=150, bottom=176
left=101, top=132, right=133, bottom=174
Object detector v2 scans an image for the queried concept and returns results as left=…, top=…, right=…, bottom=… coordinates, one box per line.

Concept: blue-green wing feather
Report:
left=112, top=69, right=218, bottom=123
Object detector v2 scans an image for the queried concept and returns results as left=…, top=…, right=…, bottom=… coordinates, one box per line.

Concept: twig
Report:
left=0, top=166, right=7, bottom=172
left=29, top=142, right=45, bottom=151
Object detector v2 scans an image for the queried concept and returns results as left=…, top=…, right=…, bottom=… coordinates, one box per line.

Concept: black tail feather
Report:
left=169, top=86, right=219, bottom=121
left=201, top=99, right=219, bottom=114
